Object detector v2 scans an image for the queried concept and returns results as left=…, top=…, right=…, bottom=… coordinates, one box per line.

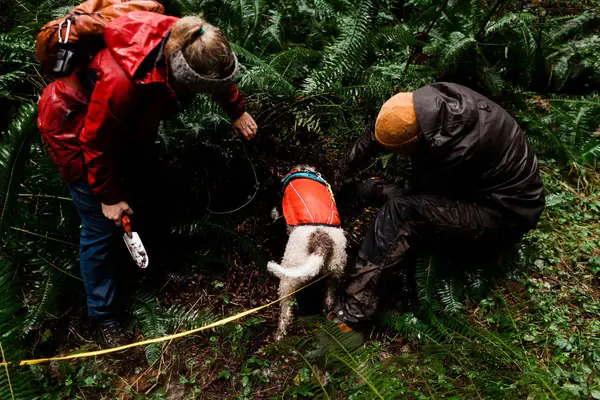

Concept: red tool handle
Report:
left=121, top=214, right=132, bottom=233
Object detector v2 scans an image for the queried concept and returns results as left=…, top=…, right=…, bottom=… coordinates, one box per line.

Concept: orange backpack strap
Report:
left=36, top=0, right=164, bottom=76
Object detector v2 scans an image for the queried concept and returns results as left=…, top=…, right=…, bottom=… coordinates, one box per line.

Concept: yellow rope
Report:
left=1, top=273, right=330, bottom=367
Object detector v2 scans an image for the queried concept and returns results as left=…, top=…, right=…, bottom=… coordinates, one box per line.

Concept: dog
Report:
left=267, top=165, right=347, bottom=341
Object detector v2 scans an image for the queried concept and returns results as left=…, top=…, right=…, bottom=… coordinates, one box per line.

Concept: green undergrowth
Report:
left=1, top=0, right=600, bottom=398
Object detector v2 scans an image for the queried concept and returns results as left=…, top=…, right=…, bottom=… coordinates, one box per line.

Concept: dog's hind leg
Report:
left=324, top=278, right=336, bottom=311
left=324, top=266, right=344, bottom=310
left=275, top=277, right=304, bottom=341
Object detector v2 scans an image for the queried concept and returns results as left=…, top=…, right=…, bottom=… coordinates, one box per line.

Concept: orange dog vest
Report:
left=281, top=170, right=341, bottom=227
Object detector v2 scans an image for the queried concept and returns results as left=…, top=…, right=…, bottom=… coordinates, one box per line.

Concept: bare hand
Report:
left=232, top=112, right=258, bottom=140
left=101, top=201, right=133, bottom=226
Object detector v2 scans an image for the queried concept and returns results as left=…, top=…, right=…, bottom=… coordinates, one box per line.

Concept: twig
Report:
left=18, top=193, right=73, bottom=201
left=38, top=254, right=83, bottom=282
left=10, top=226, right=77, bottom=246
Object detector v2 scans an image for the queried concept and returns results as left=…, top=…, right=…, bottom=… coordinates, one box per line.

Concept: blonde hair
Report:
left=165, top=16, right=235, bottom=79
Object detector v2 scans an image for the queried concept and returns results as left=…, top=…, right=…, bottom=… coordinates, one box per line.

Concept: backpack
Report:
left=35, top=0, right=165, bottom=77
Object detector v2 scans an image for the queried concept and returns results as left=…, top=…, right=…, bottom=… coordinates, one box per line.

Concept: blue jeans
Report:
left=68, top=180, right=123, bottom=323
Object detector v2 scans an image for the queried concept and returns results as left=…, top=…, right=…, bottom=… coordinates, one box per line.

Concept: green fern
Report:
left=436, top=277, right=464, bottom=315
left=22, top=255, right=77, bottom=333
left=285, top=318, right=406, bottom=399
left=132, top=292, right=223, bottom=365
left=0, top=102, right=37, bottom=235
left=439, top=31, right=478, bottom=69
left=549, top=12, right=598, bottom=43
left=414, top=253, right=437, bottom=311
left=233, top=44, right=297, bottom=96
left=0, top=257, right=36, bottom=400
left=302, top=0, right=377, bottom=93
left=133, top=292, right=168, bottom=365
left=159, top=304, right=218, bottom=333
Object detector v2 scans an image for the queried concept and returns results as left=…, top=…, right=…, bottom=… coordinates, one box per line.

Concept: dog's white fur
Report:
left=267, top=166, right=347, bottom=341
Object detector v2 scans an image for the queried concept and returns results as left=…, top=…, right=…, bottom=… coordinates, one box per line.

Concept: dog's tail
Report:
left=267, top=255, right=324, bottom=279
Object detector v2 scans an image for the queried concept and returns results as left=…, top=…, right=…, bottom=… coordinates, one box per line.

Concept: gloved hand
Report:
left=355, top=177, right=384, bottom=204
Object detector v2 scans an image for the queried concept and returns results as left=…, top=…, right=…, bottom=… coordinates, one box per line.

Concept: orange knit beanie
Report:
left=375, top=92, right=419, bottom=152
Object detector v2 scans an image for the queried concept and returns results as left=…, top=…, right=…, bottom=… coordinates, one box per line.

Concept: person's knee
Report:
left=380, top=197, right=422, bottom=223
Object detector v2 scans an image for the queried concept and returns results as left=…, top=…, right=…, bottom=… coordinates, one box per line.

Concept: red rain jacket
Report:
left=282, top=177, right=341, bottom=226
left=37, top=12, right=246, bottom=204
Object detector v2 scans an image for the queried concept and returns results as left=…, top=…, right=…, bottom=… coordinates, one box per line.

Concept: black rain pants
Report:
left=332, top=179, right=526, bottom=324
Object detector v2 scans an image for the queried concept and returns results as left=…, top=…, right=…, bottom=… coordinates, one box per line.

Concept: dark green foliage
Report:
left=171, top=221, right=266, bottom=267
left=411, top=244, right=527, bottom=317
left=0, top=102, right=37, bottom=235
left=283, top=318, right=407, bottom=399
left=0, top=257, right=36, bottom=400
left=517, top=95, right=600, bottom=175
left=0, top=0, right=599, bottom=398
left=23, top=255, right=79, bottom=334
left=132, top=292, right=219, bottom=365
left=133, top=292, right=169, bottom=365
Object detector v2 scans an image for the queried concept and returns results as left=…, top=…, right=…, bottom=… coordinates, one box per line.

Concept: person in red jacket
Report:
left=37, top=12, right=258, bottom=347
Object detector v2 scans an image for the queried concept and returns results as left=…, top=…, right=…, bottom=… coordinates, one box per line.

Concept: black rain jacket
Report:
left=345, top=82, right=545, bottom=231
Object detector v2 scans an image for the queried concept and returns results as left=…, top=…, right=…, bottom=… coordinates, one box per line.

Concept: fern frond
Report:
left=468, top=0, right=487, bottom=27
left=476, top=63, right=508, bottom=94
left=0, top=71, right=28, bottom=100
left=438, top=31, right=478, bottom=68
left=232, top=44, right=296, bottom=96
left=0, top=32, right=34, bottom=61
left=133, top=295, right=167, bottom=365
left=0, top=103, right=37, bottom=235
left=291, top=318, right=406, bottom=399
left=582, top=143, right=600, bottom=163
left=0, top=364, right=36, bottom=400
left=24, top=271, right=59, bottom=333
left=414, top=254, right=436, bottom=310
left=465, top=268, right=491, bottom=301
left=0, top=256, right=35, bottom=400
left=159, top=304, right=218, bottom=332
left=485, top=12, right=536, bottom=35
left=0, top=258, right=26, bottom=351
left=549, top=12, right=598, bottom=43
left=302, top=0, right=377, bottom=93
left=374, top=25, right=416, bottom=47
left=383, top=312, right=442, bottom=344
left=437, top=278, right=464, bottom=315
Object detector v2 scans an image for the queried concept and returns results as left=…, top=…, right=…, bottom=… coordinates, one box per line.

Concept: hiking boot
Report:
left=96, top=322, right=130, bottom=349
left=327, top=311, right=355, bottom=333
left=324, top=311, right=366, bottom=346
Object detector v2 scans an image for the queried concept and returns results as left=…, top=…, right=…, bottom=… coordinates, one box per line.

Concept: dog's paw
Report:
left=270, top=207, right=281, bottom=221
left=274, top=333, right=285, bottom=342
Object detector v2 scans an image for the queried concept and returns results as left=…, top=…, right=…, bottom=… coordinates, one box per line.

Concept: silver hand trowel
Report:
left=121, top=214, right=149, bottom=269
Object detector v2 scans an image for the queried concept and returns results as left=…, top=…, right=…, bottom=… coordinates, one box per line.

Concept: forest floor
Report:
left=28, top=137, right=600, bottom=400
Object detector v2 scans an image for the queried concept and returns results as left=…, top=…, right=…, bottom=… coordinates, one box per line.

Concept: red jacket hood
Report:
left=104, top=12, right=179, bottom=81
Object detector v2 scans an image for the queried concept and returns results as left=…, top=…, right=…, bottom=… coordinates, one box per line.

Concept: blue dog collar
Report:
left=281, top=170, right=328, bottom=190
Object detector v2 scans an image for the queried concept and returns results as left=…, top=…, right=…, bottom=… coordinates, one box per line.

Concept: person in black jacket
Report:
left=328, top=83, right=545, bottom=330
